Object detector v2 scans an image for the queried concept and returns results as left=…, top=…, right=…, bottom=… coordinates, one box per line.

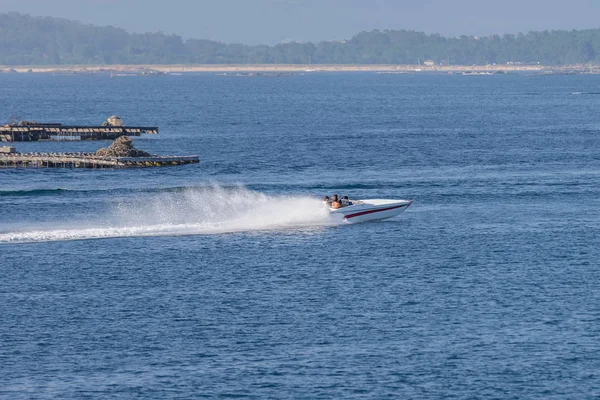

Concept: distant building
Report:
left=424, top=60, right=435, bottom=66
left=106, top=115, right=123, bottom=127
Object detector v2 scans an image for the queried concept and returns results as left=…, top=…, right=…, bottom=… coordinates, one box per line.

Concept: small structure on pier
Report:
left=104, top=115, right=123, bottom=127
left=0, top=146, right=16, bottom=154
left=0, top=116, right=158, bottom=142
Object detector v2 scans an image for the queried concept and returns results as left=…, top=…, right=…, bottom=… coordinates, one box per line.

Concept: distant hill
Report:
left=1, top=12, right=600, bottom=65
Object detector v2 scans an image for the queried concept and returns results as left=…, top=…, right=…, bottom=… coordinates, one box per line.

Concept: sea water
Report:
left=1, top=73, right=599, bottom=398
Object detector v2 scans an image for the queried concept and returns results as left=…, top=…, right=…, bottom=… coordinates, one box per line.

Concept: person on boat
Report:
left=331, top=194, right=342, bottom=209
left=323, top=195, right=331, bottom=205
left=341, top=196, right=353, bottom=206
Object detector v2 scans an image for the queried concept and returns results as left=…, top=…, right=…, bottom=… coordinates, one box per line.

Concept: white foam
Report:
left=0, top=185, right=341, bottom=243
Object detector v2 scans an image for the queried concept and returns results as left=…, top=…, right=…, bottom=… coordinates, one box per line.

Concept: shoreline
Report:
left=2, top=63, right=598, bottom=74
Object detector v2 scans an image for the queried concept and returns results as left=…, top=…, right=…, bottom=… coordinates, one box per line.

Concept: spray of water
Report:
left=0, top=185, right=342, bottom=243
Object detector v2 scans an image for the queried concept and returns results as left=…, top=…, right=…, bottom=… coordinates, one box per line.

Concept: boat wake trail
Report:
left=0, top=185, right=340, bottom=243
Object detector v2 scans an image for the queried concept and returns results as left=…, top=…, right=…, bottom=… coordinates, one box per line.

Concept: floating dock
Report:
left=0, top=123, right=158, bottom=142
left=0, top=152, right=198, bottom=169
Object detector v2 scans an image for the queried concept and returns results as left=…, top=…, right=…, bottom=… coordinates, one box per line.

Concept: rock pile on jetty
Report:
left=95, top=135, right=150, bottom=157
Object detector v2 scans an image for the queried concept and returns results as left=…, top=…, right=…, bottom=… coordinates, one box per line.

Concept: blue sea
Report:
left=1, top=72, right=599, bottom=399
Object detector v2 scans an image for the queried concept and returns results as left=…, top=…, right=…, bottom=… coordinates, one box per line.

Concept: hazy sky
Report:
left=1, top=0, right=599, bottom=44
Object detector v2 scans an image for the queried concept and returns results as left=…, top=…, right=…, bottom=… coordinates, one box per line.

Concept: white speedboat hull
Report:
left=329, top=199, right=412, bottom=223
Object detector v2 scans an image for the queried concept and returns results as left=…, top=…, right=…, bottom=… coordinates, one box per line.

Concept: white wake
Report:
left=0, top=185, right=341, bottom=243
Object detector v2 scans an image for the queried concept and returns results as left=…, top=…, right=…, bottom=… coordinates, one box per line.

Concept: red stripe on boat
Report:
left=344, top=202, right=411, bottom=219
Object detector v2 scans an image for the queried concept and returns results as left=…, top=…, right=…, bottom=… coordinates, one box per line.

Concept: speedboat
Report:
left=329, top=199, right=412, bottom=223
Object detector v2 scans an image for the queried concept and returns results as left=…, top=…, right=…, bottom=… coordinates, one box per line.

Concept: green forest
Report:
left=2, top=12, right=600, bottom=65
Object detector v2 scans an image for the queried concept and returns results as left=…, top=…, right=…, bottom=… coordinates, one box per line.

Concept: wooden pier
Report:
left=0, top=152, right=199, bottom=169
left=0, top=124, right=159, bottom=142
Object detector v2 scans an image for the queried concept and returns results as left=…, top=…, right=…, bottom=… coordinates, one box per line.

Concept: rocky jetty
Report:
left=95, top=135, right=150, bottom=157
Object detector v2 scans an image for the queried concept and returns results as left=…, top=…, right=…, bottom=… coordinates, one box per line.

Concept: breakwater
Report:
left=0, top=152, right=199, bottom=169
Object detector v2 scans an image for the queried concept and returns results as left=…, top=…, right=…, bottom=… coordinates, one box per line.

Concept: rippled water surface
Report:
left=1, top=73, right=599, bottom=399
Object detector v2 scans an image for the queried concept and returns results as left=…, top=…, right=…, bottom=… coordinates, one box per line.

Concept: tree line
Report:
left=1, top=12, right=600, bottom=66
